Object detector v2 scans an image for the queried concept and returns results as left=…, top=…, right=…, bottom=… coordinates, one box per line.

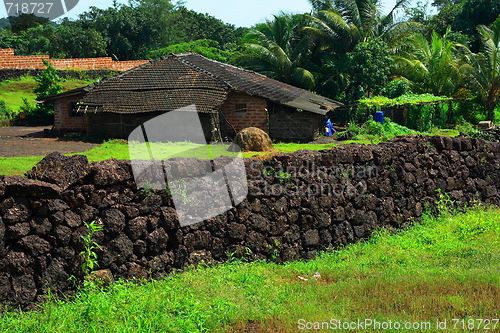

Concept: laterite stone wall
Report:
left=0, top=135, right=499, bottom=308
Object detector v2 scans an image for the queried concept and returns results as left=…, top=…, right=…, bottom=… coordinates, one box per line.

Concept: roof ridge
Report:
left=175, top=53, right=314, bottom=97
left=178, top=52, right=274, bottom=80
left=172, top=53, right=232, bottom=90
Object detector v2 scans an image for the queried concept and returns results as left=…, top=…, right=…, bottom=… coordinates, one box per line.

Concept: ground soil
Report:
left=0, top=126, right=100, bottom=157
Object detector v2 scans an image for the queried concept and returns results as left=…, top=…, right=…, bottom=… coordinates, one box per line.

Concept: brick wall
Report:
left=221, top=92, right=268, bottom=134
left=53, top=93, right=87, bottom=131
left=0, top=49, right=148, bottom=71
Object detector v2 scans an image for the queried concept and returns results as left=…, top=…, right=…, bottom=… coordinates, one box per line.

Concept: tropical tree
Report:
left=349, top=37, right=393, bottom=97
left=305, top=0, right=415, bottom=53
left=452, top=0, right=500, bottom=52
left=461, top=16, right=500, bottom=120
left=301, top=0, right=415, bottom=101
left=236, top=13, right=316, bottom=90
left=76, top=3, right=163, bottom=60
left=393, top=27, right=465, bottom=96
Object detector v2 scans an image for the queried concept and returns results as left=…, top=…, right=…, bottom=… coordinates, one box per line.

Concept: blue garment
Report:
left=324, top=119, right=335, bottom=136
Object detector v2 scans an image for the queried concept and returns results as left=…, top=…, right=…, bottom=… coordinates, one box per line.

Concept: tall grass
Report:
left=0, top=205, right=498, bottom=332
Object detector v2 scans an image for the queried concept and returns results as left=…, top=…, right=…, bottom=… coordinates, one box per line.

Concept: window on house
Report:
left=69, top=102, right=83, bottom=117
left=235, top=103, right=247, bottom=112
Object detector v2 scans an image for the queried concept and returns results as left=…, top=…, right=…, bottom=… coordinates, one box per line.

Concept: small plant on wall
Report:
left=80, top=220, right=104, bottom=276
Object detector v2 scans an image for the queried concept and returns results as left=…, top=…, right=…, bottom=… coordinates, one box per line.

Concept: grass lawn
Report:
left=0, top=138, right=375, bottom=176
left=0, top=205, right=498, bottom=332
left=0, top=76, right=94, bottom=113
left=0, top=130, right=461, bottom=177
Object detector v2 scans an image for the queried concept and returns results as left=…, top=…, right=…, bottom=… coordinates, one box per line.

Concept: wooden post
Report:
left=210, top=111, right=222, bottom=143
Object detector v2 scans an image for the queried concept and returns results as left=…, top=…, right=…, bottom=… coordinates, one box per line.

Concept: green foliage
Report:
left=460, top=15, right=500, bottom=121
left=276, top=171, right=292, bottom=184
left=0, top=75, right=93, bottom=115
left=0, top=100, right=14, bottom=120
left=452, top=0, right=500, bottom=52
left=349, top=38, right=394, bottom=96
left=18, top=59, right=63, bottom=125
left=346, top=121, right=362, bottom=136
left=434, top=189, right=456, bottom=215
left=382, top=77, right=413, bottom=98
left=305, top=0, right=419, bottom=102
left=393, top=28, right=465, bottom=96
left=19, top=97, right=53, bottom=126
left=354, top=94, right=455, bottom=131
left=359, top=93, right=452, bottom=109
left=339, top=117, right=417, bottom=143
left=168, top=6, right=239, bottom=48
left=455, top=118, right=477, bottom=134
left=361, top=118, right=385, bottom=136
left=0, top=205, right=499, bottom=331
left=450, top=95, right=487, bottom=124
left=425, top=3, right=463, bottom=38
left=236, top=13, right=316, bottom=90
left=33, top=59, right=63, bottom=99
left=80, top=220, right=104, bottom=276
left=148, top=39, right=235, bottom=62
left=408, top=103, right=450, bottom=132
left=8, top=13, right=50, bottom=33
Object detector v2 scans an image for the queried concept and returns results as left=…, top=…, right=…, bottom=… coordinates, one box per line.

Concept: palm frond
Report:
left=291, top=67, right=316, bottom=90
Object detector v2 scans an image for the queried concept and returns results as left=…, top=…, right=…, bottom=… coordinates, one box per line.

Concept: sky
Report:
left=0, top=0, right=422, bottom=27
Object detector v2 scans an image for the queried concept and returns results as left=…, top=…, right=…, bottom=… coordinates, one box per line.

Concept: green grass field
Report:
left=0, top=205, right=498, bottom=332
left=0, top=75, right=93, bottom=113
left=0, top=133, right=462, bottom=176
left=0, top=139, right=366, bottom=176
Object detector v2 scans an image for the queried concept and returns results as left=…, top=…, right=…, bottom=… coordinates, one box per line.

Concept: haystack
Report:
left=229, top=127, right=274, bottom=152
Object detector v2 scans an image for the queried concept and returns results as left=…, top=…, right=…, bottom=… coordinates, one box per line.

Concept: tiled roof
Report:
left=42, top=53, right=342, bottom=115
left=76, top=56, right=228, bottom=114
left=176, top=53, right=342, bottom=114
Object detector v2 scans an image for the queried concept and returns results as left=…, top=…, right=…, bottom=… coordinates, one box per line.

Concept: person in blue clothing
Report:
left=323, top=119, right=335, bottom=136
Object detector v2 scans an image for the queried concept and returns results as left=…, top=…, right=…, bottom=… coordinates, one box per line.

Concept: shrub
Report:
left=382, top=78, right=412, bottom=99
left=338, top=117, right=417, bottom=142
left=19, top=97, right=53, bottom=126
left=22, top=59, right=61, bottom=125
left=0, top=100, right=14, bottom=120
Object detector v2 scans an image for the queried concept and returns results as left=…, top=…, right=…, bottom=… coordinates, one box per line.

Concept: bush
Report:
left=456, top=118, right=477, bottom=134
left=20, top=59, right=62, bottom=126
left=362, top=118, right=384, bottom=135
left=34, top=59, right=63, bottom=99
left=338, top=117, right=417, bottom=142
left=452, top=95, right=487, bottom=124
left=19, top=97, right=53, bottom=125
left=0, top=100, right=14, bottom=120
left=382, top=78, right=412, bottom=99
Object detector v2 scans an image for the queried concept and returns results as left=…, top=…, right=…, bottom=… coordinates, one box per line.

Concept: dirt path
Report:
left=0, top=126, right=100, bottom=157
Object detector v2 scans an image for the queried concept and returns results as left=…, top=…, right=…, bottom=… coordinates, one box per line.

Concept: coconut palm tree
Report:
left=460, top=16, right=500, bottom=120
left=302, top=0, right=417, bottom=101
left=236, top=13, right=316, bottom=90
left=393, top=27, right=465, bottom=96
left=305, top=0, right=415, bottom=54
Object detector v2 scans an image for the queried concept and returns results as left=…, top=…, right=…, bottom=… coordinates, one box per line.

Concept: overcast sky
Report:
left=0, top=0, right=423, bottom=27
